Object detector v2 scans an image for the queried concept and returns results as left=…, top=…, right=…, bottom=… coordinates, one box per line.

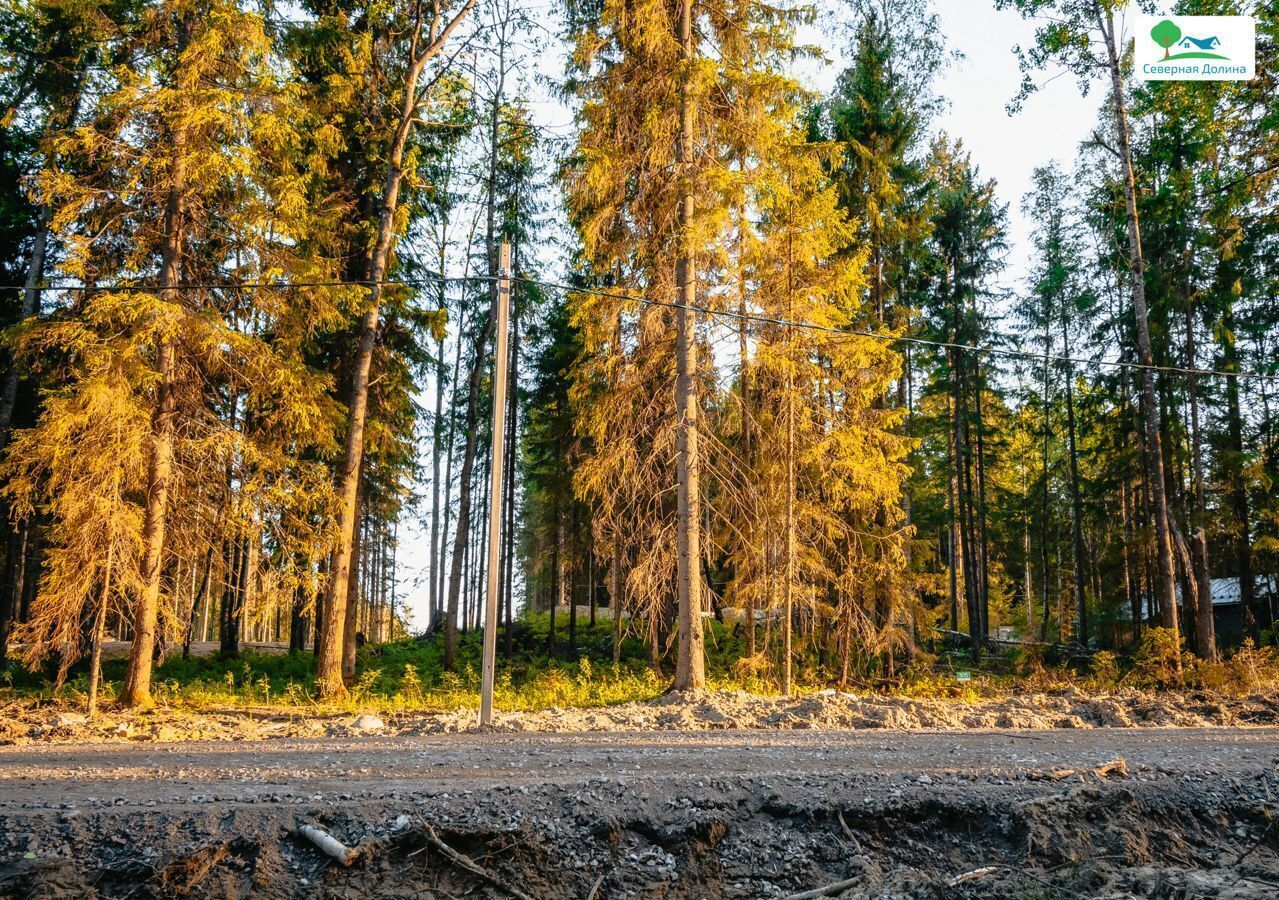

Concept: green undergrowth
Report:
left=5, top=617, right=1278, bottom=714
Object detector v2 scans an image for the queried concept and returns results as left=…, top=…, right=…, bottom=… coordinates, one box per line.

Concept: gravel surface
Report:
left=2, top=727, right=1278, bottom=898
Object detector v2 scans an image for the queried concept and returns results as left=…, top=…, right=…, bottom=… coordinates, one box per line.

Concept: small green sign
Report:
left=955, top=671, right=971, bottom=682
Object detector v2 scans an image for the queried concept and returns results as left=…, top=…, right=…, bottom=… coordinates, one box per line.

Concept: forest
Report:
left=0, top=0, right=1277, bottom=710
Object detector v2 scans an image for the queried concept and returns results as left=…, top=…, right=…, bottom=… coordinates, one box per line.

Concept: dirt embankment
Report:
left=4, top=687, right=1279, bottom=746
left=1, top=729, right=1277, bottom=898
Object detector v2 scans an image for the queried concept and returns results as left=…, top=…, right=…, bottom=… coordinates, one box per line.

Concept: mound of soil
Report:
left=4, top=687, right=1279, bottom=746
left=460, top=687, right=1279, bottom=734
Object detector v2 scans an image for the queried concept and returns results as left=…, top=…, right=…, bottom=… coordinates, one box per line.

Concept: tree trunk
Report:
left=1039, top=329, right=1053, bottom=642
left=898, top=347, right=915, bottom=658
left=611, top=532, right=623, bottom=665
left=289, top=578, right=308, bottom=653
left=444, top=181, right=503, bottom=667
left=1062, top=320, right=1088, bottom=648
left=429, top=329, right=446, bottom=624
left=551, top=512, right=564, bottom=659
left=437, top=323, right=465, bottom=626
left=476, top=437, right=491, bottom=633
left=1098, top=7, right=1179, bottom=647
left=220, top=538, right=243, bottom=657
left=946, top=395, right=960, bottom=634
left=313, top=553, right=326, bottom=657
left=183, top=547, right=213, bottom=659
left=589, top=543, right=597, bottom=628
left=782, top=233, right=797, bottom=697
left=388, top=522, right=398, bottom=641
left=1184, top=302, right=1216, bottom=659
left=119, top=16, right=190, bottom=706
left=1023, top=462, right=1034, bottom=637
left=241, top=529, right=258, bottom=645
left=569, top=539, right=578, bottom=653
left=315, top=10, right=472, bottom=697
left=87, top=542, right=114, bottom=719
left=1221, top=303, right=1259, bottom=638
left=501, top=281, right=520, bottom=656
left=736, top=201, right=756, bottom=662
left=951, top=314, right=980, bottom=656
left=16, top=527, right=38, bottom=627
left=672, top=0, right=704, bottom=692
left=972, top=360, right=992, bottom=641
left=0, top=527, right=22, bottom=667
left=342, top=479, right=364, bottom=686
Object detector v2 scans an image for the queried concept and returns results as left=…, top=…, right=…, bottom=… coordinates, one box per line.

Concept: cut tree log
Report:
left=297, top=824, right=358, bottom=866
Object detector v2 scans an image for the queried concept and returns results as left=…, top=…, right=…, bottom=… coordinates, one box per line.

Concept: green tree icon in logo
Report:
left=1151, top=19, right=1182, bottom=59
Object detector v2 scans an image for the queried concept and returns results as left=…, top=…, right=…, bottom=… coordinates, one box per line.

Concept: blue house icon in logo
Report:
left=1179, top=35, right=1222, bottom=50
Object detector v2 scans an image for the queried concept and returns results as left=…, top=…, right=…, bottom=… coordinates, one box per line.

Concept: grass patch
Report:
left=6, top=617, right=1279, bottom=714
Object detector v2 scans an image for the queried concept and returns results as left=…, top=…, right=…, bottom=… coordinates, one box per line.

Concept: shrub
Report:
left=1131, top=627, right=1186, bottom=687
left=1225, top=639, right=1279, bottom=693
left=1013, top=642, right=1046, bottom=676
left=398, top=664, right=424, bottom=704
left=1090, top=650, right=1120, bottom=688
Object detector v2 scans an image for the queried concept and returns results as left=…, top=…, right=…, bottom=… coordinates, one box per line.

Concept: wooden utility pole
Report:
left=479, top=243, right=511, bottom=727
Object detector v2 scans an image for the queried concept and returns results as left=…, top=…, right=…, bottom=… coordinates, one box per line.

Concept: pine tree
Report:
left=1, top=330, right=147, bottom=684
left=917, top=137, right=1008, bottom=654
left=568, top=0, right=841, bottom=688
left=294, top=0, right=477, bottom=699
left=14, top=0, right=340, bottom=705
left=744, top=146, right=909, bottom=690
left=1020, top=163, right=1096, bottom=648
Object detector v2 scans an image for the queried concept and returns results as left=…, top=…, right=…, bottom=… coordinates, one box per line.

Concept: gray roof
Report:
left=1125, top=576, right=1277, bottom=621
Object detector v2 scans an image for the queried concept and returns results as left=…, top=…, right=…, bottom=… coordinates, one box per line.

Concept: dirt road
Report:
left=2, top=728, right=1278, bottom=898
left=2, top=727, right=1277, bottom=807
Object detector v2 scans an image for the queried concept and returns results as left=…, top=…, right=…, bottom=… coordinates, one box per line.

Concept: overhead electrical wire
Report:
left=507, top=274, right=1279, bottom=385
left=6, top=273, right=1277, bottom=384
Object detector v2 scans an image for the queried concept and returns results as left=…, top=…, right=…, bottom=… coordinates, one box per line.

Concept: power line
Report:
left=7, top=273, right=1277, bottom=384
left=2, top=277, right=477, bottom=292
left=509, top=274, right=1279, bottom=386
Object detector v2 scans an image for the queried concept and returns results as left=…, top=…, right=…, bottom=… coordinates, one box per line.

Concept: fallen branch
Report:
left=1228, top=817, right=1278, bottom=888
left=585, top=872, right=607, bottom=900
left=836, top=810, right=863, bottom=853
left=297, top=824, right=358, bottom=867
left=949, top=865, right=999, bottom=886
left=947, top=864, right=1062, bottom=895
left=783, top=876, right=863, bottom=899
left=417, top=821, right=534, bottom=900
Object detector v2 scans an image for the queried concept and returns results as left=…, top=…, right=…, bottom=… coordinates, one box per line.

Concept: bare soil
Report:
left=1, top=719, right=1277, bottom=898
left=4, top=686, right=1279, bottom=746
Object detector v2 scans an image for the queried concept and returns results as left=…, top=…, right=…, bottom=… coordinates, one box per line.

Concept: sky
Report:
left=927, top=1, right=1104, bottom=287
left=391, top=0, right=1113, bottom=631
